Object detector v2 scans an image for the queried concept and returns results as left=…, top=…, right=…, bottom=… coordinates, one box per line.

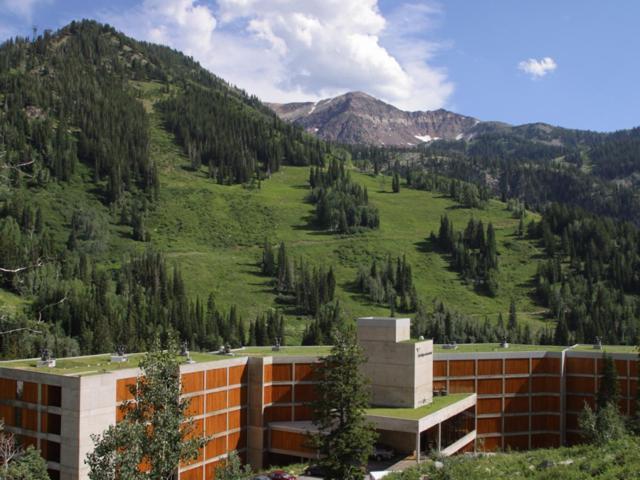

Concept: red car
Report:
left=268, top=470, right=296, bottom=480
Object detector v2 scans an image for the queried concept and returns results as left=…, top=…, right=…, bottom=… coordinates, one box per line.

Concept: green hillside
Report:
left=135, top=79, right=545, bottom=342
left=0, top=22, right=547, bottom=354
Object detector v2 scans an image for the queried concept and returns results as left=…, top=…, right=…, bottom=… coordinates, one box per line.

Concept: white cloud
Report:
left=518, top=56, right=557, bottom=78
left=103, top=0, right=453, bottom=110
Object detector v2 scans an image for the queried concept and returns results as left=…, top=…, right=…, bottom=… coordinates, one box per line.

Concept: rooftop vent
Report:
left=37, top=348, right=56, bottom=368
left=111, top=345, right=128, bottom=363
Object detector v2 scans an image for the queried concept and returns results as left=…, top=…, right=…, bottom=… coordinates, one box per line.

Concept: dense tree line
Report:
left=531, top=203, right=640, bottom=345
left=354, top=255, right=418, bottom=313
left=158, top=85, right=326, bottom=184
left=308, top=159, right=379, bottom=233
left=411, top=300, right=534, bottom=345
left=0, top=21, right=157, bottom=205
left=247, top=309, right=285, bottom=347
left=432, top=215, right=499, bottom=296
left=407, top=170, right=490, bottom=209
left=262, top=241, right=336, bottom=315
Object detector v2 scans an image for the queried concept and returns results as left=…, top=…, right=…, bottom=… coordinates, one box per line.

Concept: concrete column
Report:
left=437, top=423, right=442, bottom=452
left=415, top=432, right=420, bottom=463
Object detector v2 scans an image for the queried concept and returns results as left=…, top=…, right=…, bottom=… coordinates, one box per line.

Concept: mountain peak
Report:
left=269, top=92, right=479, bottom=146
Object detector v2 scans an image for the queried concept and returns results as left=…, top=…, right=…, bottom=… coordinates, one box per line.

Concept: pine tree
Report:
left=392, top=172, right=400, bottom=193
left=508, top=299, right=517, bottom=331
left=312, top=328, right=377, bottom=480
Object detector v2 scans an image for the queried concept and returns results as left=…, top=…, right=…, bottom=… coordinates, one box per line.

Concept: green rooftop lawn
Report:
left=571, top=344, right=638, bottom=354
left=433, top=343, right=567, bottom=353
left=0, top=352, right=228, bottom=376
left=366, top=393, right=471, bottom=420
left=238, top=346, right=332, bottom=357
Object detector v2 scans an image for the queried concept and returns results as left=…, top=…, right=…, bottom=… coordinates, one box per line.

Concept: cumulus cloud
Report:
left=518, top=56, right=557, bottom=78
left=103, top=0, right=452, bottom=110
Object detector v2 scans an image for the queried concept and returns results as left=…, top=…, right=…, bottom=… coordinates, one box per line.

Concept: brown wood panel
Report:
left=531, top=414, right=559, bottom=431
left=449, top=360, right=475, bottom=377
left=433, top=380, right=446, bottom=391
left=565, top=432, right=584, bottom=446
left=477, top=398, right=502, bottom=414
left=228, top=430, right=247, bottom=450
left=185, top=395, right=204, bottom=417
left=477, top=417, right=501, bottom=434
left=0, top=404, right=14, bottom=426
left=566, top=357, right=595, bottom=375
left=449, top=379, right=474, bottom=393
left=294, top=405, right=313, bottom=421
left=228, top=409, right=246, bottom=430
left=263, top=365, right=273, bottom=384
left=206, top=391, right=227, bottom=412
left=505, top=359, right=529, bottom=375
left=272, top=364, right=293, bottom=382
left=179, top=466, right=202, bottom=480
left=565, top=412, right=580, bottom=430
left=477, top=359, right=503, bottom=376
left=531, top=357, right=560, bottom=374
left=206, top=413, right=227, bottom=435
left=228, top=387, right=247, bottom=407
left=531, top=433, right=560, bottom=448
left=294, top=384, right=316, bottom=402
left=117, top=377, right=137, bottom=402
left=21, top=408, right=38, bottom=431
left=478, top=435, right=501, bottom=451
left=532, top=376, right=560, bottom=393
left=21, top=382, right=38, bottom=404
left=206, top=435, right=227, bottom=459
left=630, top=361, right=638, bottom=377
left=204, top=460, right=221, bottom=479
left=206, top=368, right=228, bottom=389
left=566, top=394, right=594, bottom=412
left=477, top=379, right=502, bottom=395
left=566, top=376, right=595, bottom=394
left=263, top=385, right=272, bottom=404
left=504, top=434, right=528, bottom=449
left=271, top=385, right=292, bottom=404
left=504, top=415, right=529, bottom=433
left=433, top=360, right=447, bottom=377
left=504, top=396, right=529, bottom=413
left=531, top=395, right=560, bottom=412
left=295, top=363, right=319, bottom=381
left=0, top=378, right=16, bottom=400
left=182, top=372, right=204, bottom=394
left=229, top=365, right=248, bottom=385
left=265, top=405, right=293, bottom=422
left=505, top=377, right=529, bottom=394
left=270, top=430, right=314, bottom=454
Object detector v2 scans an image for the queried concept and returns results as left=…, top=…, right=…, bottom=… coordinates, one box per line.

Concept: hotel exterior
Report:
left=0, top=316, right=638, bottom=479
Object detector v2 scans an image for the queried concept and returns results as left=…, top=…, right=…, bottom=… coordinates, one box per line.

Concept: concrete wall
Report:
left=358, top=317, right=433, bottom=408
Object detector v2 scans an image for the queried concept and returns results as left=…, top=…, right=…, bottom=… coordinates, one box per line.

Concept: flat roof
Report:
left=0, top=351, right=230, bottom=376
left=236, top=346, right=332, bottom=357
left=366, top=393, right=472, bottom=420
left=433, top=343, right=567, bottom=353
left=570, top=344, right=638, bottom=354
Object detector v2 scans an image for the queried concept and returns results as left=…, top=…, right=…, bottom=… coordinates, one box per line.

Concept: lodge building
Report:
left=0, top=316, right=637, bottom=479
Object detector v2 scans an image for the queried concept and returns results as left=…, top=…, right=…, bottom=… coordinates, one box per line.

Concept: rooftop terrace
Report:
left=236, top=346, right=332, bottom=357
left=0, top=351, right=228, bottom=376
left=433, top=343, right=567, bottom=353
left=366, top=393, right=472, bottom=420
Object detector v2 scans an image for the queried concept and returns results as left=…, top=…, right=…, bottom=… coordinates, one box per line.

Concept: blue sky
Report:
left=1, top=0, right=638, bottom=131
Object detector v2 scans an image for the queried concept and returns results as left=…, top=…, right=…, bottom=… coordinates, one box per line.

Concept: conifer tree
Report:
left=597, top=353, right=620, bottom=411
left=312, top=328, right=376, bottom=480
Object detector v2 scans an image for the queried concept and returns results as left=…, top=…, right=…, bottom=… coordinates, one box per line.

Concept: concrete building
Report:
left=0, top=317, right=638, bottom=479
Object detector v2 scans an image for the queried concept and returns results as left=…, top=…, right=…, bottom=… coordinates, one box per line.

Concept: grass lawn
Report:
left=434, top=343, right=567, bottom=353
left=0, top=351, right=228, bottom=376
left=239, top=346, right=332, bottom=357
left=366, top=393, right=471, bottom=420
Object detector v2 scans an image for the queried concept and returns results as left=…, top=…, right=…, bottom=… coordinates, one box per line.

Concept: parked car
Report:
left=252, top=476, right=270, bottom=480
left=268, top=470, right=297, bottom=480
left=370, top=444, right=394, bottom=461
left=303, top=464, right=327, bottom=477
